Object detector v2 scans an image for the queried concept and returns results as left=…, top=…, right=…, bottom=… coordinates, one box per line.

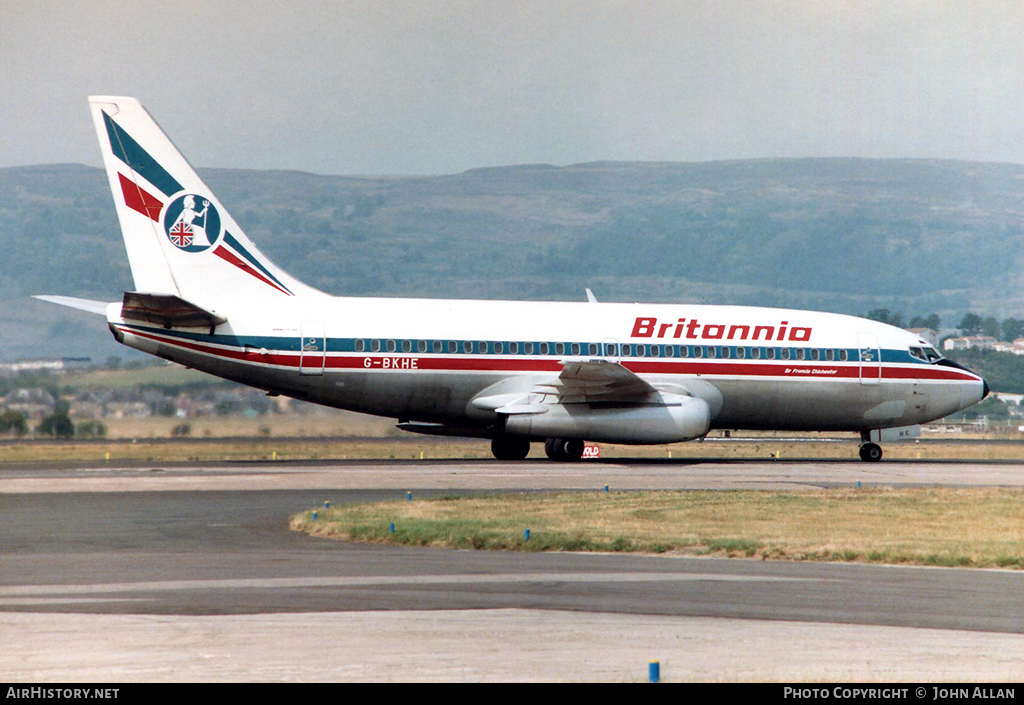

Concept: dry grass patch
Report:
left=292, top=488, right=1024, bottom=567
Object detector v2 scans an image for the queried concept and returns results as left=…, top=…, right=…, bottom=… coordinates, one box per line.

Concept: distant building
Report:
left=992, top=340, right=1024, bottom=356
left=0, top=360, right=65, bottom=373
left=993, top=392, right=1024, bottom=406
left=943, top=336, right=998, bottom=351
left=0, top=358, right=90, bottom=374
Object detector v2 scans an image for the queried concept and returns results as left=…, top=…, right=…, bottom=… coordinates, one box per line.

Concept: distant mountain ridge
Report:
left=3, top=158, right=1024, bottom=361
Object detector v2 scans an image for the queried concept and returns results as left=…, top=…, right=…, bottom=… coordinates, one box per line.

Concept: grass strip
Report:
left=290, top=488, right=1024, bottom=568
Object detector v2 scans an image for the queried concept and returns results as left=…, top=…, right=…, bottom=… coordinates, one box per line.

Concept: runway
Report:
left=3, top=458, right=1024, bottom=681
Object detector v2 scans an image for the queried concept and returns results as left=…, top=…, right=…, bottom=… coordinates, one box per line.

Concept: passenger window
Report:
left=448, top=341, right=457, bottom=354
left=403, top=340, right=412, bottom=353
left=355, top=339, right=365, bottom=352
left=751, top=347, right=760, bottom=359
left=525, top=342, right=534, bottom=354
left=795, top=349, right=804, bottom=361
left=811, top=349, right=819, bottom=361
left=387, top=339, right=396, bottom=352
left=720, top=347, right=729, bottom=359
left=840, top=350, right=848, bottom=361
left=539, top=342, right=549, bottom=355
left=510, top=342, right=519, bottom=354
left=589, top=343, right=598, bottom=356
left=432, top=340, right=442, bottom=353
left=736, top=347, right=745, bottom=359
left=372, top=339, right=381, bottom=352
left=781, top=348, right=790, bottom=360
left=417, top=340, right=427, bottom=353
left=464, top=341, right=472, bottom=354
left=555, top=342, right=564, bottom=355
left=825, top=349, right=834, bottom=361
left=679, top=346, right=688, bottom=358
left=571, top=343, right=580, bottom=355
left=495, top=342, right=504, bottom=354
left=766, top=348, right=775, bottom=359
left=665, top=345, right=674, bottom=358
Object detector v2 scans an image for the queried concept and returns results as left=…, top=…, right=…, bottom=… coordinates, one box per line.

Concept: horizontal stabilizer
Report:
left=34, top=295, right=111, bottom=316
left=120, top=292, right=226, bottom=329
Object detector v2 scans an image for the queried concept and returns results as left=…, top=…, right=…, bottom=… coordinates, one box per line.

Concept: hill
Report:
left=3, top=158, right=1024, bottom=361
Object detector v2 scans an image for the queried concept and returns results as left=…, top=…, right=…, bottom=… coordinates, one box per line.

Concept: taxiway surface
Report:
left=2, top=458, right=1023, bottom=681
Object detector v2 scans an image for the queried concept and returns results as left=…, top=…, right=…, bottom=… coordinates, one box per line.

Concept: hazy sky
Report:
left=4, top=0, right=1024, bottom=175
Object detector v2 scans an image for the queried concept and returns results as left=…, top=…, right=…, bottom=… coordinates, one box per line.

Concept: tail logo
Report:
left=163, top=194, right=222, bottom=253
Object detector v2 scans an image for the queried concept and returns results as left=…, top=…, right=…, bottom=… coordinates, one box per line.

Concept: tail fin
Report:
left=88, top=96, right=317, bottom=305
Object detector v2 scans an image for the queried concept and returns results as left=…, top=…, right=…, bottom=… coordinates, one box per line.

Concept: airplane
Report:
left=38, top=96, right=988, bottom=463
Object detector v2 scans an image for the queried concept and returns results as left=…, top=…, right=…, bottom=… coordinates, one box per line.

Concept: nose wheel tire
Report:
left=859, top=443, right=883, bottom=462
left=544, top=438, right=585, bottom=461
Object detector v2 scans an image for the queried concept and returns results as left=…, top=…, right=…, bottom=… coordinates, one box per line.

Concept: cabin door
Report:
left=857, top=332, right=881, bottom=385
left=300, top=321, right=326, bottom=376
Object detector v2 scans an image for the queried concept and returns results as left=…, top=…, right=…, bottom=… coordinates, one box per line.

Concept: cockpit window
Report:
left=909, top=346, right=943, bottom=363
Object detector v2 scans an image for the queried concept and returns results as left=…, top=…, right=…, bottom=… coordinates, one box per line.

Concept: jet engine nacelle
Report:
left=504, top=396, right=711, bottom=444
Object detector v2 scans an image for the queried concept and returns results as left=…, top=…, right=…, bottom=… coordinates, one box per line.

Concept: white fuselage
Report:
left=106, top=294, right=987, bottom=438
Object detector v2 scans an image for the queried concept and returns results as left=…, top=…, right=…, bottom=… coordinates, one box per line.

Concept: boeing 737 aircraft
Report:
left=39, top=96, right=988, bottom=462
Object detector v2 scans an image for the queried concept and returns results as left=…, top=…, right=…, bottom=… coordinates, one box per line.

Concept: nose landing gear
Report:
left=858, top=442, right=883, bottom=462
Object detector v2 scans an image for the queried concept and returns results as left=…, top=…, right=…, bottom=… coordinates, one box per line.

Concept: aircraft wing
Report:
left=34, top=295, right=111, bottom=315
left=534, top=359, right=659, bottom=404
left=469, top=359, right=660, bottom=415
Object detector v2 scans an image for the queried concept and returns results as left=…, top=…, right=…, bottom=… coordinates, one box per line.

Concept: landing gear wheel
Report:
left=491, top=437, right=531, bottom=460
left=544, top=438, right=585, bottom=461
left=561, top=439, right=584, bottom=460
left=859, top=443, right=883, bottom=462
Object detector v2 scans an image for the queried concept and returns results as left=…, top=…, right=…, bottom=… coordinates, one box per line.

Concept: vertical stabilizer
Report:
left=89, top=96, right=318, bottom=305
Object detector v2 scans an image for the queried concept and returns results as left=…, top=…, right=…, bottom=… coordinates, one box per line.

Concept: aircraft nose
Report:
left=983, top=378, right=990, bottom=399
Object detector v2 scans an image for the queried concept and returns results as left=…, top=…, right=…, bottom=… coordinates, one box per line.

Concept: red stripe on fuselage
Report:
left=115, top=325, right=981, bottom=384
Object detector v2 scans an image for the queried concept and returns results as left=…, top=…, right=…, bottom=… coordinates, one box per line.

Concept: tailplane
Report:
left=88, top=96, right=318, bottom=307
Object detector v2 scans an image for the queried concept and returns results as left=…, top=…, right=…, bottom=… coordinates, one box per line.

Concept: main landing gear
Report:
left=489, top=437, right=587, bottom=461
left=858, top=442, right=883, bottom=462
left=490, top=436, right=531, bottom=460
left=545, top=438, right=584, bottom=462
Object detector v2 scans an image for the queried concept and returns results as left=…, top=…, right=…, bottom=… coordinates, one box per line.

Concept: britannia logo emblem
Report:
left=162, top=193, right=222, bottom=253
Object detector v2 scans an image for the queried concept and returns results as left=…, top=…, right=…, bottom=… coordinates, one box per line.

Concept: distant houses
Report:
left=943, top=335, right=999, bottom=351
left=942, top=335, right=1024, bottom=355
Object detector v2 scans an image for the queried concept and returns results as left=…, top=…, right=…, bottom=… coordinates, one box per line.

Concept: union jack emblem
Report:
left=169, top=222, right=193, bottom=248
